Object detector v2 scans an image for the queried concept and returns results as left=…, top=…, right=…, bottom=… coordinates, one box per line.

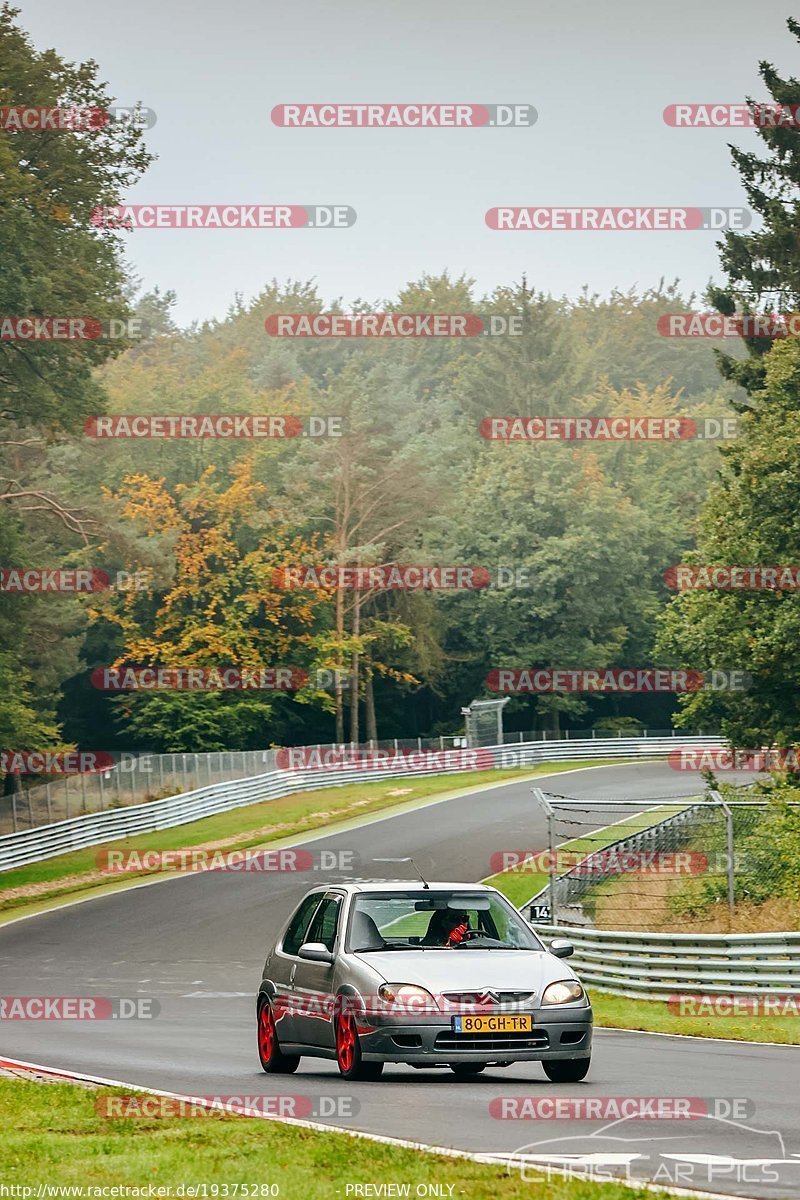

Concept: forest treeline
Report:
left=5, top=2, right=800, bottom=762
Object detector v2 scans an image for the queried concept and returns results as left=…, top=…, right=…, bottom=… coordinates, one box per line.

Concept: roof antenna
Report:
left=374, top=856, right=430, bottom=889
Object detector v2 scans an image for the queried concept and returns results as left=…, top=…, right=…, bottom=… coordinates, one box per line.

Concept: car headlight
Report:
left=378, top=983, right=439, bottom=1013
left=541, top=979, right=584, bottom=1005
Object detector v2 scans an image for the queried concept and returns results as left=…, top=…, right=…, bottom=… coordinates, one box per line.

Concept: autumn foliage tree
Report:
left=88, top=460, right=333, bottom=750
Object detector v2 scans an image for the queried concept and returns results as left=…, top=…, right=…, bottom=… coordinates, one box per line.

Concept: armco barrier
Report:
left=0, top=735, right=721, bottom=872
left=533, top=924, right=800, bottom=999
left=522, top=801, right=708, bottom=925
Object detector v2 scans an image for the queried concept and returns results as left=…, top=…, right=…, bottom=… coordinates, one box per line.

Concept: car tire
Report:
left=257, top=1002, right=301, bottom=1074
left=542, top=1056, right=591, bottom=1082
left=335, top=1009, right=384, bottom=1080
left=449, top=1063, right=486, bottom=1078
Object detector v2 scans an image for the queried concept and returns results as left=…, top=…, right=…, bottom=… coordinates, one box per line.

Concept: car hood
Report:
left=353, top=950, right=575, bottom=996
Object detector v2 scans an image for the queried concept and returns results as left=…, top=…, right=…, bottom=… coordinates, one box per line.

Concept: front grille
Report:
left=435, top=1030, right=549, bottom=1052
left=441, top=990, right=535, bottom=1006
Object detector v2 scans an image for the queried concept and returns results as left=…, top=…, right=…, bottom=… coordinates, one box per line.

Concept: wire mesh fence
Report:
left=0, top=750, right=278, bottom=836
left=0, top=728, right=705, bottom=836
left=521, top=788, right=800, bottom=934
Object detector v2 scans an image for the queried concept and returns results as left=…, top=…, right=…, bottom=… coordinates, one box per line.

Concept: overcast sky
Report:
left=24, top=0, right=799, bottom=326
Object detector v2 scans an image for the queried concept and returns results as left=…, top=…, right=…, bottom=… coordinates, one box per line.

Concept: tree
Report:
left=709, top=17, right=800, bottom=401
left=281, top=360, right=439, bottom=741
left=658, top=339, right=800, bottom=746
left=0, top=5, right=153, bottom=765
left=438, top=443, right=656, bottom=733
left=0, top=3, right=152, bottom=437
left=87, top=460, right=331, bottom=750
left=659, top=18, right=800, bottom=747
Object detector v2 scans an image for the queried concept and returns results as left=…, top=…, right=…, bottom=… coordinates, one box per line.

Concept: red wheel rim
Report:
left=336, top=1012, right=356, bottom=1073
left=258, top=1005, right=275, bottom=1062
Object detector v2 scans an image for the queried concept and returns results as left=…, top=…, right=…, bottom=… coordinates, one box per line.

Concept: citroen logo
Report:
left=477, top=989, right=501, bottom=1005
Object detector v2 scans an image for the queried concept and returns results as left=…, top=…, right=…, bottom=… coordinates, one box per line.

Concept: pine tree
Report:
left=710, top=17, right=800, bottom=405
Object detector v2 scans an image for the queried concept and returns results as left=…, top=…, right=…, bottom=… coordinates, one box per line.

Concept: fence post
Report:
left=711, top=790, right=736, bottom=926
left=11, top=792, right=17, bottom=833
left=532, top=786, right=556, bottom=927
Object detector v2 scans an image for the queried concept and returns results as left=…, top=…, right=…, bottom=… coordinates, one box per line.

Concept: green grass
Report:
left=590, top=990, right=800, bottom=1044
left=0, top=762, right=611, bottom=921
left=485, top=803, right=689, bottom=907
left=0, top=1076, right=662, bottom=1199
left=486, top=801, right=800, bottom=1044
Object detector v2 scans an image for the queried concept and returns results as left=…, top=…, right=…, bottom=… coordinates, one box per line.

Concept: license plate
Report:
left=451, top=1014, right=533, bottom=1034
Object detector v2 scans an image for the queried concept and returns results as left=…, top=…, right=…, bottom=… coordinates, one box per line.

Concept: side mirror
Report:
left=549, top=938, right=574, bottom=959
left=298, top=941, right=334, bottom=963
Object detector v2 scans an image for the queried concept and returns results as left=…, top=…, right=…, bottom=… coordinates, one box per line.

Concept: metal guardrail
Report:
left=2, top=729, right=718, bottom=835
left=0, top=734, right=722, bottom=873
left=522, top=800, right=708, bottom=925
left=533, top=923, right=800, bottom=999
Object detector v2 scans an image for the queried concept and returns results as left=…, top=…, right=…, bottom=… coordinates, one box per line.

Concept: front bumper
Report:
left=356, top=1005, right=593, bottom=1064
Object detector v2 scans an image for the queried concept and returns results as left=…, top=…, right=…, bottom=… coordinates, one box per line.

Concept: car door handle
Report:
left=289, top=964, right=297, bottom=985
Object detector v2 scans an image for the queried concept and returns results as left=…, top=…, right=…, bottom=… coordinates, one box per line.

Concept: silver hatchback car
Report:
left=256, top=880, right=592, bottom=1081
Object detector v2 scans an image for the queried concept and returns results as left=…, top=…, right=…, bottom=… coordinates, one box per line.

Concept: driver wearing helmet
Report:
left=423, top=907, right=470, bottom=947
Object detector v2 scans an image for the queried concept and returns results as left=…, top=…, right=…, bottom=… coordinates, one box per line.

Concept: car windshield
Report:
left=346, top=890, right=544, bottom=952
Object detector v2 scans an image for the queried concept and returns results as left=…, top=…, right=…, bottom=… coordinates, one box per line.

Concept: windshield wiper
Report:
left=354, top=944, right=420, bottom=952
left=458, top=944, right=527, bottom=950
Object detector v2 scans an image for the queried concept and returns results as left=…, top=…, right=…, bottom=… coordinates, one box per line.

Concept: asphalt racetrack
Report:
left=1, top=762, right=797, bottom=1199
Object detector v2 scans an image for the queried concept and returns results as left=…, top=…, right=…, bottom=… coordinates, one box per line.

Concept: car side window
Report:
left=281, top=893, right=323, bottom=956
left=305, top=895, right=342, bottom=952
